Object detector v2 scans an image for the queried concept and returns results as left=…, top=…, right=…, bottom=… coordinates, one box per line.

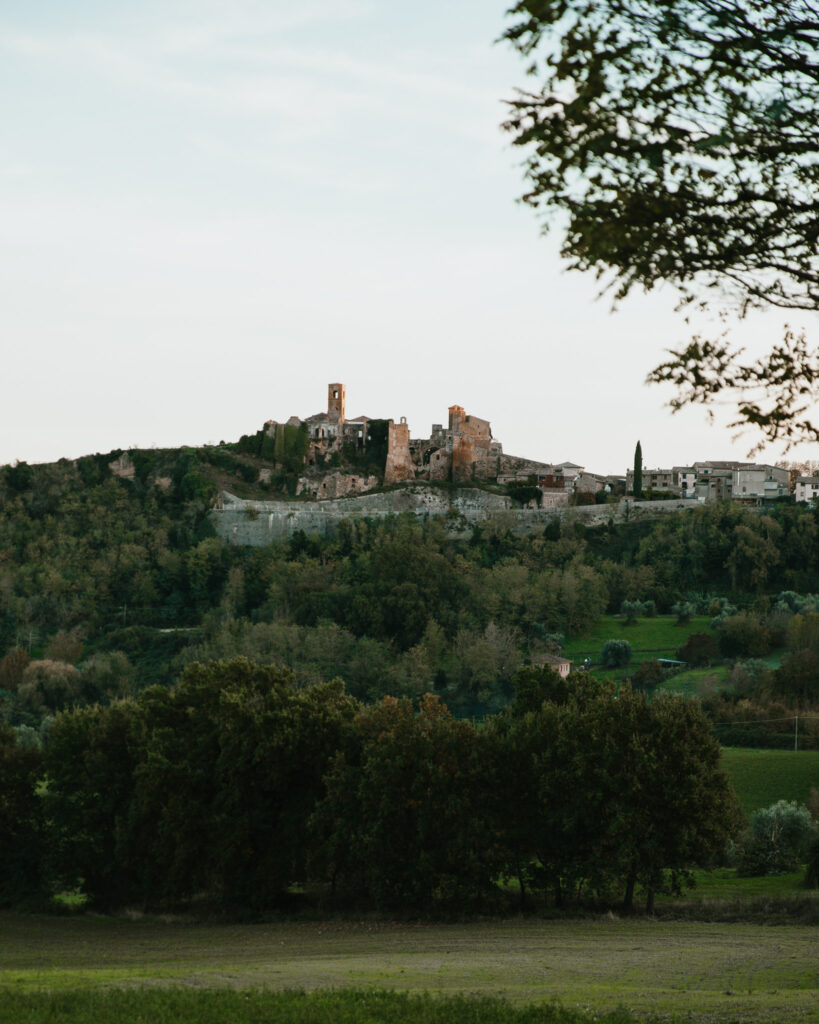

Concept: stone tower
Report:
left=328, top=382, right=346, bottom=423
left=384, top=417, right=415, bottom=484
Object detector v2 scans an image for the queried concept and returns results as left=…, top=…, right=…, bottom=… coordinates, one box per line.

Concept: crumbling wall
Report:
left=212, top=490, right=699, bottom=545
left=451, top=435, right=476, bottom=482
left=428, top=448, right=450, bottom=481
left=384, top=419, right=416, bottom=484
left=296, top=471, right=380, bottom=499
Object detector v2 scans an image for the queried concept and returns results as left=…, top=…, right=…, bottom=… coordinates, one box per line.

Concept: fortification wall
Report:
left=212, top=490, right=699, bottom=546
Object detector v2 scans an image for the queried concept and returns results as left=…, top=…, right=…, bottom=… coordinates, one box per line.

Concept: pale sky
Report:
left=2, top=0, right=816, bottom=474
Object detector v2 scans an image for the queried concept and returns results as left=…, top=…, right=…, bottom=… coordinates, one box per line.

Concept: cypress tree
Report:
left=633, top=440, right=643, bottom=498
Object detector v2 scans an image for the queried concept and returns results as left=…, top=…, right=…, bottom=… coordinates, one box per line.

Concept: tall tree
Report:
left=632, top=441, right=643, bottom=498
left=503, top=0, right=819, bottom=448
left=0, top=725, right=44, bottom=906
left=585, top=687, right=740, bottom=911
left=43, top=701, right=142, bottom=907
left=315, top=694, right=501, bottom=909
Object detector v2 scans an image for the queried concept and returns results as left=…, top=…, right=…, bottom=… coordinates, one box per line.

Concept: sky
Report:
left=2, top=0, right=816, bottom=475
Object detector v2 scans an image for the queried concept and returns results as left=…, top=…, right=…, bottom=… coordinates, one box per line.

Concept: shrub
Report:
left=787, top=612, right=819, bottom=654
left=44, top=630, right=84, bottom=665
left=632, top=659, right=665, bottom=692
left=17, top=660, right=82, bottom=715
left=735, top=800, right=817, bottom=876
left=725, top=660, right=774, bottom=700
left=676, top=632, right=720, bottom=667
left=600, top=639, right=632, bottom=668
left=715, top=613, right=772, bottom=658
left=772, top=649, right=819, bottom=706
left=671, top=601, right=695, bottom=625
left=775, top=591, right=819, bottom=615
left=620, top=600, right=641, bottom=625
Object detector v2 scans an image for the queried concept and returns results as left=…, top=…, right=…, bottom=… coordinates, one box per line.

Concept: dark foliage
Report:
left=676, top=632, right=721, bottom=667
left=503, top=0, right=819, bottom=448
left=19, top=662, right=739, bottom=914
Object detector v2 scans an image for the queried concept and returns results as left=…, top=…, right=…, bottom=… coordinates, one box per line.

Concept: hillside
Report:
left=2, top=448, right=819, bottom=732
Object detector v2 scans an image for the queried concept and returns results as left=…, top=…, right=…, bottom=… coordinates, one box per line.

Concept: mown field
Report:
left=563, top=615, right=714, bottom=668
left=562, top=615, right=785, bottom=695
left=661, top=664, right=730, bottom=696
left=679, top=867, right=805, bottom=899
left=721, top=747, right=819, bottom=816
left=2, top=914, right=819, bottom=1023
left=0, top=990, right=634, bottom=1024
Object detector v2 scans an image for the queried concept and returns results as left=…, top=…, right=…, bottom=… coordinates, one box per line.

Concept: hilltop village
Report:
left=260, top=381, right=611, bottom=504
left=259, top=382, right=810, bottom=507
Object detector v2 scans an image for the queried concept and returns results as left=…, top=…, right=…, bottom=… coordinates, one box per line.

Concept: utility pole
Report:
left=795, top=713, right=799, bottom=752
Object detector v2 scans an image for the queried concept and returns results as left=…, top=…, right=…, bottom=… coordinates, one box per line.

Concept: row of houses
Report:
left=623, top=461, right=818, bottom=504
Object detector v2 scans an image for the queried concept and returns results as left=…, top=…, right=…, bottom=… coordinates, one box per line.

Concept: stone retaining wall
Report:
left=211, top=488, right=699, bottom=546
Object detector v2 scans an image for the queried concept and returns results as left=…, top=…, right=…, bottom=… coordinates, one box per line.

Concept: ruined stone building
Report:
left=259, top=382, right=580, bottom=500
left=300, top=383, right=368, bottom=454
left=267, top=383, right=511, bottom=487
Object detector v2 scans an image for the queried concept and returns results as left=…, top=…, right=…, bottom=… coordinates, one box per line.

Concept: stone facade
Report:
left=253, top=382, right=597, bottom=503
left=448, top=405, right=497, bottom=482
left=626, top=466, right=682, bottom=495
left=540, top=489, right=570, bottom=509
left=212, top=488, right=699, bottom=546
left=327, top=382, right=345, bottom=423
left=278, top=383, right=517, bottom=486
left=384, top=419, right=415, bottom=484
left=295, top=471, right=380, bottom=499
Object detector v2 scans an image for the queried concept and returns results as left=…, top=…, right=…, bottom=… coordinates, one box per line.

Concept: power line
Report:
left=711, top=715, right=819, bottom=726
left=712, top=713, right=819, bottom=751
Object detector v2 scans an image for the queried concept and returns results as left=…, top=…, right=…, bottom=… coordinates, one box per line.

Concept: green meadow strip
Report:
left=721, top=747, right=819, bottom=815
left=0, top=990, right=639, bottom=1024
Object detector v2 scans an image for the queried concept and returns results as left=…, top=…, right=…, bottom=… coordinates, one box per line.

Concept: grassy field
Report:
left=563, top=616, right=785, bottom=695
left=2, top=914, right=819, bottom=1023
left=661, top=664, right=730, bottom=696
left=563, top=615, right=714, bottom=667
left=720, top=747, right=819, bottom=816
left=0, top=990, right=634, bottom=1024
left=680, top=868, right=805, bottom=899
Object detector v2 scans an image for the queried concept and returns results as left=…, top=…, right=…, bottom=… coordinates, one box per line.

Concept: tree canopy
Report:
left=503, top=0, right=819, bottom=447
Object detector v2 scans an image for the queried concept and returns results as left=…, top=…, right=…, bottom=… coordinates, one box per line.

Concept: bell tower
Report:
left=328, top=382, right=346, bottom=423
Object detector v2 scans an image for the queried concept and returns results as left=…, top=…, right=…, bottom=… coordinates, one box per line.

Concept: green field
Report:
left=661, top=664, right=731, bottom=696
left=681, top=868, right=805, bottom=900
left=563, top=615, right=714, bottom=667
left=0, top=990, right=632, bottom=1024
left=2, top=914, right=819, bottom=1023
left=563, top=614, right=789, bottom=697
left=721, top=747, right=819, bottom=816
